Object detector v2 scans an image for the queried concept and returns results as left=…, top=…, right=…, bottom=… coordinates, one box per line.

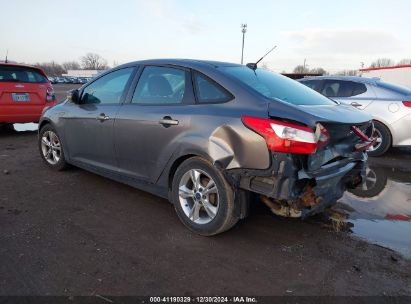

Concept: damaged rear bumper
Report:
left=225, top=151, right=367, bottom=218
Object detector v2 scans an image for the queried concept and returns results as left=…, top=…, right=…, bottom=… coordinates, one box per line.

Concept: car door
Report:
left=63, top=67, right=135, bottom=171
left=114, top=65, right=194, bottom=182
left=321, top=80, right=375, bottom=110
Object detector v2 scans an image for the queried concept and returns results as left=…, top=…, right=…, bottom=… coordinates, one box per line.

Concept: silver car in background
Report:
left=298, top=76, right=411, bottom=156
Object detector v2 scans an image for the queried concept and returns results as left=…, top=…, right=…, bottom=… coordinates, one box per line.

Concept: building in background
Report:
left=360, top=65, right=411, bottom=88
left=62, top=70, right=105, bottom=78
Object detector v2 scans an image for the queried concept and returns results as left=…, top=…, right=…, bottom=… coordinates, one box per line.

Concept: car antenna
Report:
left=246, top=45, right=277, bottom=70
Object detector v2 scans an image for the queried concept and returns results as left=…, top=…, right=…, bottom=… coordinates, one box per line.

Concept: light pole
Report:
left=241, top=24, right=247, bottom=64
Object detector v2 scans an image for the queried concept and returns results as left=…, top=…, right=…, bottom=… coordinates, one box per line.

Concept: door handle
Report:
left=96, top=113, right=110, bottom=121
left=351, top=102, right=362, bottom=108
left=159, top=116, right=179, bottom=126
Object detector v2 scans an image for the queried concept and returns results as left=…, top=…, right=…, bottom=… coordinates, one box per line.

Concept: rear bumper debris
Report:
left=226, top=152, right=367, bottom=219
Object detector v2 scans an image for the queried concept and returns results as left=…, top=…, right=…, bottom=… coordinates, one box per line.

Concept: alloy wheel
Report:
left=41, top=131, right=61, bottom=165
left=367, top=129, right=383, bottom=152
left=178, top=169, right=219, bottom=224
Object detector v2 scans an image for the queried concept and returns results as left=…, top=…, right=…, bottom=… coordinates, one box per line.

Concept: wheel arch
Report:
left=38, top=118, right=53, bottom=132
left=372, top=118, right=393, bottom=147
left=166, top=153, right=214, bottom=192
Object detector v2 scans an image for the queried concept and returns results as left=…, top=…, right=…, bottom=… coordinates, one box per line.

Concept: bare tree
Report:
left=293, top=65, right=327, bottom=75
left=35, top=61, right=65, bottom=76
left=369, top=58, right=394, bottom=68
left=62, top=61, right=81, bottom=71
left=293, top=65, right=309, bottom=74
left=334, top=70, right=358, bottom=76
left=309, top=67, right=327, bottom=75
left=80, top=53, right=108, bottom=70
left=397, top=58, right=411, bottom=65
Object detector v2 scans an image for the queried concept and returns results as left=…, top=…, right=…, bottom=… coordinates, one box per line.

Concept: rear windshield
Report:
left=377, top=81, right=411, bottom=96
left=0, top=66, right=48, bottom=83
left=222, top=66, right=336, bottom=105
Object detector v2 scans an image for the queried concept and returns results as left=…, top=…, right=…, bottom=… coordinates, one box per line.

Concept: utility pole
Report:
left=241, top=24, right=247, bottom=64
left=303, top=58, right=307, bottom=71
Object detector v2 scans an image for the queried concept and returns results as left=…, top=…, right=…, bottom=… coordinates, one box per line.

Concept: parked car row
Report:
left=298, top=76, right=411, bottom=156
left=47, top=76, right=91, bottom=84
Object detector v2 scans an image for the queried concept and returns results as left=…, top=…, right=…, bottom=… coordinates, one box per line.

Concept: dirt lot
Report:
left=1, top=128, right=411, bottom=296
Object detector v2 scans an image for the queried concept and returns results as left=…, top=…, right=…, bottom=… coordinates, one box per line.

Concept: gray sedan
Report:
left=38, top=59, right=374, bottom=235
left=298, top=76, right=411, bottom=156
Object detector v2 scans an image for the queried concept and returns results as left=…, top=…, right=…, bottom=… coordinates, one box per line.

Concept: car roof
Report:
left=116, top=59, right=242, bottom=70
left=0, top=62, right=43, bottom=70
left=299, top=75, right=380, bottom=85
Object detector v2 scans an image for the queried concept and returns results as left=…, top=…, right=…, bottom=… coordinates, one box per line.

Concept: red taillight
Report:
left=403, top=101, right=411, bottom=108
left=241, top=116, right=328, bottom=154
left=46, top=87, right=55, bottom=102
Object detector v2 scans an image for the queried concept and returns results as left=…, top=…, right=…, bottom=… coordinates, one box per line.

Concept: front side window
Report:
left=222, top=66, right=336, bottom=106
left=0, top=66, right=47, bottom=83
left=194, top=72, right=233, bottom=103
left=81, top=68, right=134, bottom=104
left=132, top=66, right=186, bottom=104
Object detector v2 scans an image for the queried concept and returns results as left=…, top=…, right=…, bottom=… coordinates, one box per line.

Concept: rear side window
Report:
left=81, top=67, right=134, bottom=104
left=194, top=72, right=233, bottom=103
left=132, top=66, right=187, bottom=104
left=321, top=80, right=366, bottom=97
left=0, top=66, right=47, bottom=83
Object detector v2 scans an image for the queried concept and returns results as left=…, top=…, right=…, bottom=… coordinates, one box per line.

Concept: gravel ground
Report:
left=0, top=129, right=410, bottom=296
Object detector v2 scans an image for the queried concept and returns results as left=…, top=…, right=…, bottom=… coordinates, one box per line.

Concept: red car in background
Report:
left=0, top=63, right=56, bottom=127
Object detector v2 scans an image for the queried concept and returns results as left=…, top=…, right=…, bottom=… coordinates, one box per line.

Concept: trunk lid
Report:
left=0, top=82, right=47, bottom=105
left=267, top=102, right=373, bottom=172
left=267, top=101, right=371, bottom=127
left=295, top=104, right=370, bottom=124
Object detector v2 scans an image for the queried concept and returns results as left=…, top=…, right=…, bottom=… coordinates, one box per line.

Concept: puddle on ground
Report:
left=335, top=165, right=411, bottom=258
left=12, top=123, right=38, bottom=132
left=3, top=123, right=411, bottom=258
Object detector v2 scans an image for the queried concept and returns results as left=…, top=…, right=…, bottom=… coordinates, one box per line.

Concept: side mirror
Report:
left=67, top=89, right=80, bottom=104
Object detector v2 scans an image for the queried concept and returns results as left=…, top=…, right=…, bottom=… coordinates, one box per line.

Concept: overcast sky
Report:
left=1, top=0, right=410, bottom=72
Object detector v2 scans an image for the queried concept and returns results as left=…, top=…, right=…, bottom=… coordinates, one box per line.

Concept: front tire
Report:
left=367, top=121, right=391, bottom=157
left=0, top=123, right=15, bottom=132
left=39, top=124, right=68, bottom=171
left=171, top=157, right=239, bottom=236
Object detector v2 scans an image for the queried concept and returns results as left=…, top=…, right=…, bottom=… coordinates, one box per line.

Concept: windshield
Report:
left=377, top=81, right=411, bottom=96
left=222, top=66, right=336, bottom=105
left=0, top=66, right=48, bottom=83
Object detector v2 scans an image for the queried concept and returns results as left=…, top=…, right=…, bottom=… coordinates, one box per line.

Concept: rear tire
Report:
left=171, top=157, right=239, bottom=236
left=367, top=121, right=391, bottom=157
left=38, top=124, right=68, bottom=171
left=0, top=123, right=15, bottom=132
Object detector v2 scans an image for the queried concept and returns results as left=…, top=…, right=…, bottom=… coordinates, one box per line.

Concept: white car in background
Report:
left=298, top=76, right=411, bottom=156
